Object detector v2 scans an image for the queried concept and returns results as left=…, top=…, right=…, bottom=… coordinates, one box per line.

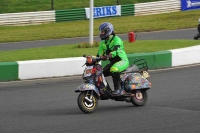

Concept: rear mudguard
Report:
left=122, top=73, right=152, bottom=92
left=75, top=83, right=100, bottom=97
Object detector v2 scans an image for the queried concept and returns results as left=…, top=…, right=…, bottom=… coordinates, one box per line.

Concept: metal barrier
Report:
left=135, top=0, right=181, bottom=16
left=0, top=0, right=181, bottom=25
left=55, top=9, right=86, bottom=22
left=0, top=11, right=55, bottom=26
left=121, top=4, right=135, bottom=16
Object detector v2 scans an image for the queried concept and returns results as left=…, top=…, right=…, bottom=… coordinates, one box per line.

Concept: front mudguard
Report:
left=75, top=83, right=100, bottom=98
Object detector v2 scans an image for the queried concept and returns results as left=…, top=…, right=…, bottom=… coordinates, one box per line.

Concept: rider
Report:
left=194, top=18, right=200, bottom=40
left=96, top=22, right=129, bottom=95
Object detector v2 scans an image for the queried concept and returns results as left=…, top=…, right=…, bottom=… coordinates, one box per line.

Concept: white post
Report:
left=89, top=0, right=94, bottom=46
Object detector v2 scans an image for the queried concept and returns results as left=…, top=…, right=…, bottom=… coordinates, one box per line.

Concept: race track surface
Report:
left=0, top=28, right=197, bottom=51
left=1, top=64, right=200, bottom=133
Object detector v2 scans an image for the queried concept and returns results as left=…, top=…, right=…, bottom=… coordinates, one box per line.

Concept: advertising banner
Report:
left=85, top=5, right=121, bottom=19
left=181, top=0, right=200, bottom=11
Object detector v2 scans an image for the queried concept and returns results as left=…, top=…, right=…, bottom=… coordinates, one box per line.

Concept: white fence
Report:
left=0, top=0, right=181, bottom=26
left=135, top=0, right=181, bottom=16
left=0, top=11, right=55, bottom=26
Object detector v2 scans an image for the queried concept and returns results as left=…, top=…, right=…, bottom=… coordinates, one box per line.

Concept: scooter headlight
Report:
left=86, top=56, right=93, bottom=64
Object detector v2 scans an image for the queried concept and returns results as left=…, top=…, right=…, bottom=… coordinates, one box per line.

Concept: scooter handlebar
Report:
left=99, top=55, right=109, bottom=61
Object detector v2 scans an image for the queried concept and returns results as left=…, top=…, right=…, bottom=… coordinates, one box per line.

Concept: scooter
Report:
left=75, top=55, right=152, bottom=113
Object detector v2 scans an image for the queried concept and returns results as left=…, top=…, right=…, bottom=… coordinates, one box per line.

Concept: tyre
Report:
left=131, top=90, right=148, bottom=106
left=77, top=91, right=98, bottom=113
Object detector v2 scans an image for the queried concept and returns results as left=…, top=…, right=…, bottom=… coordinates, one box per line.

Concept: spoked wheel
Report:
left=131, top=90, right=148, bottom=106
left=77, top=91, right=98, bottom=113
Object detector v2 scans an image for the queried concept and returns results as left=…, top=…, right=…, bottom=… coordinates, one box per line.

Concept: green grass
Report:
left=0, top=6, right=199, bottom=63
left=0, top=10, right=199, bottom=43
left=0, top=0, right=161, bottom=13
left=0, top=40, right=199, bottom=62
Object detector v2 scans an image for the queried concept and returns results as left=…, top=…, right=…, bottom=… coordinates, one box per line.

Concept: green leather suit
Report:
left=97, top=35, right=129, bottom=74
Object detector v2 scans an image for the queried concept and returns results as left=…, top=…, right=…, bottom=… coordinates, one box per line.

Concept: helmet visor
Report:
left=99, top=27, right=108, bottom=40
left=99, top=30, right=106, bottom=34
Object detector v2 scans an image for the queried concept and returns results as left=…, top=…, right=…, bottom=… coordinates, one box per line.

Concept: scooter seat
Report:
left=121, top=65, right=139, bottom=74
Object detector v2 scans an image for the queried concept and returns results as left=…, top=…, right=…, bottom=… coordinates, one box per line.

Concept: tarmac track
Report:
left=0, top=28, right=200, bottom=133
left=0, top=28, right=197, bottom=51
left=0, top=64, right=200, bottom=133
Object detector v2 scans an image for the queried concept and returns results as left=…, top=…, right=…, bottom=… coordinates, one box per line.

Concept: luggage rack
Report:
left=133, top=59, right=148, bottom=72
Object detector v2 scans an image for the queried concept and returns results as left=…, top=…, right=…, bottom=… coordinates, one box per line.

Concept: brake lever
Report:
left=101, top=55, right=109, bottom=60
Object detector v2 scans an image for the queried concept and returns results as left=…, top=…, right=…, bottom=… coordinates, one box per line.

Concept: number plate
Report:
left=85, top=69, right=92, bottom=74
left=84, top=66, right=93, bottom=77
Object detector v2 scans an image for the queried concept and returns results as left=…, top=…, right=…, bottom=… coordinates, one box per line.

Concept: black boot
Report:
left=111, top=72, right=122, bottom=95
left=194, top=34, right=200, bottom=40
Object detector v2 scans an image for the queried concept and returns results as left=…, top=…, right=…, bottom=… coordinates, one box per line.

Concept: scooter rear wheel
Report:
left=131, top=90, right=148, bottom=106
left=77, top=92, right=98, bottom=113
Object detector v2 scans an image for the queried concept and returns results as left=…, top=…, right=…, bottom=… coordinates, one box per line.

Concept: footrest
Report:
left=111, top=91, right=131, bottom=97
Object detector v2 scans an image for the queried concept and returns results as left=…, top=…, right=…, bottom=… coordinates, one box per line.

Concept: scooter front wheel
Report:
left=77, top=91, right=98, bottom=113
left=131, top=90, right=148, bottom=106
